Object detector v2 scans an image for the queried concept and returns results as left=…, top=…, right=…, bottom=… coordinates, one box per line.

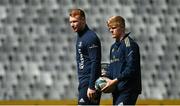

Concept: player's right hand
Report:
left=87, top=88, right=96, bottom=100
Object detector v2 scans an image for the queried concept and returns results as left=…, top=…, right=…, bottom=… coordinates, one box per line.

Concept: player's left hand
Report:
left=87, top=88, right=96, bottom=100
left=101, top=78, right=118, bottom=93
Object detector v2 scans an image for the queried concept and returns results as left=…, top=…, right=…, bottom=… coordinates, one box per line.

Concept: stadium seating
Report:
left=0, top=0, right=179, bottom=100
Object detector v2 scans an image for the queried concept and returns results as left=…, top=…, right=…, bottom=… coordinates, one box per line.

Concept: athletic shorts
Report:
left=112, top=91, right=139, bottom=105
left=78, top=84, right=101, bottom=105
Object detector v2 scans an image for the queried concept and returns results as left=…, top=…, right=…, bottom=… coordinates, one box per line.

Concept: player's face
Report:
left=69, top=16, right=85, bottom=32
left=109, top=26, right=122, bottom=40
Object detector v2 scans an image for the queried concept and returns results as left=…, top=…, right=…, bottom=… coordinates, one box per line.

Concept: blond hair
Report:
left=107, top=16, right=125, bottom=29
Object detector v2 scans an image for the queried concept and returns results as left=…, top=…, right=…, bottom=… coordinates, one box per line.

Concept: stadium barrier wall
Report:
left=0, top=99, right=180, bottom=105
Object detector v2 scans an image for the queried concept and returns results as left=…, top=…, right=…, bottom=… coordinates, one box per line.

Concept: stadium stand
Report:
left=0, top=0, right=180, bottom=105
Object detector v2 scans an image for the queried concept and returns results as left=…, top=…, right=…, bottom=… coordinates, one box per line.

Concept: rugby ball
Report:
left=95, top=77, right=107, bottom=91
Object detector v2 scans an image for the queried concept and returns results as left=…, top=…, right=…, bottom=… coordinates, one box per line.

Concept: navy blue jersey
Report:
left=76, top=25, right=101, bottom=90
left=107, top=33, right=142, bottom=94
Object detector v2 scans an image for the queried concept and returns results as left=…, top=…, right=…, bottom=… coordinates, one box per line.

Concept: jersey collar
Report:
left=115, top=32, right=131, bottom=46
left=77, top=25, right=89, bottom=37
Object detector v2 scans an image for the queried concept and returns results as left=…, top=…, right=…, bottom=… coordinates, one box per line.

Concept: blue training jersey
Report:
left=76, top=25, right=101, bottom=90
left=107, top=33, right=142, bottom=94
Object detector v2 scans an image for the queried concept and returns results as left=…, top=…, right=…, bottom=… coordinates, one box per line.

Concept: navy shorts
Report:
left=78, top=84, right=101, bottom=105
left=112, top=91, right=139, bottom=105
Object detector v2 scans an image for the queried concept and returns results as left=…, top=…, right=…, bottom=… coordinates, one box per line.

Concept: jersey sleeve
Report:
left=117, top=40, right=141, bottom=81
left=105, top=45, right=113, bottom=79
left=87, top=36, right=101, bottom=89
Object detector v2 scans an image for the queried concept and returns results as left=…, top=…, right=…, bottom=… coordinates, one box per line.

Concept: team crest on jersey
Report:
left=78, top=41, right=82, bottom=47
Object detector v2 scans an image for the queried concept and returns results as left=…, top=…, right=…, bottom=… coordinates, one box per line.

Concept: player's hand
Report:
left=101, top=78, right=118, bottom=93
left=87, top=88, right=96, bottom=100
left=101, top=69, right=107, bottom=76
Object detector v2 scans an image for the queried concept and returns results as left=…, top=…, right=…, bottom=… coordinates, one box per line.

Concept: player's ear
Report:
left=82, top=18, right=86, bottom=25
left=82, top=17, right=86, bottom=23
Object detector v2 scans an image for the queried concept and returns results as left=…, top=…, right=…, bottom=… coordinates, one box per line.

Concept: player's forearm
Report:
left=89, top=61, right=101, bottom=90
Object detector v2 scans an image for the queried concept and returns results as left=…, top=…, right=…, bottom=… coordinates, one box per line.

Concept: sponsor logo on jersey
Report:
left=78, top=41, right=84, bottom=70
left=89, top=44, right=98, bottom=49
left=110, top=56, right=120, bottom=63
